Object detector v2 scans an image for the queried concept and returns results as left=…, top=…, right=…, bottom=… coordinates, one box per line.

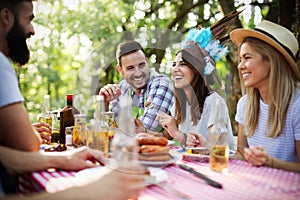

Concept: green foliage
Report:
left=18, top=0, right=285, bottom=122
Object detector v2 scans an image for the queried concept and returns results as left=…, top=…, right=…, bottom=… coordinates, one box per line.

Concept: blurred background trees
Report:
left=17, top=0, right=299, bottom=135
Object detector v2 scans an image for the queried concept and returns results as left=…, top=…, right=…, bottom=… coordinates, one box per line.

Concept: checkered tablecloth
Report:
left=18, top=159, right=300, bottom=200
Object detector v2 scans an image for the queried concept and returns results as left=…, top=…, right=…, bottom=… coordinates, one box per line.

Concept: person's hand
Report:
left=61, top=147, right=106, bottom=171
left=134, top=118, right=146, bottom=134
left=157, top=113, right=177, bottom=137
left=99, top=84, right=122, bottom=102
left=83, top=167, right=146, bottom=200
left=244, top=146, right=270, bottom=167
left=32, top=122, right=52, bottom=143
left=186, top=132, right=207, bottom=148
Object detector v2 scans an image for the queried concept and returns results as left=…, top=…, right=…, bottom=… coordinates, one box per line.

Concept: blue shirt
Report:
left=112, top=68, right=174, bottom=131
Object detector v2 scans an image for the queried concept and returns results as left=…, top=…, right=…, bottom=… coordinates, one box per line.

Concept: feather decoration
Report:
left=185, top=28, right=227, bottom=61
left=184, top=10, right=242, bottom=75
left=210, top=10, right=243, bottom=44
left=204, top=56, right=216, bottom=75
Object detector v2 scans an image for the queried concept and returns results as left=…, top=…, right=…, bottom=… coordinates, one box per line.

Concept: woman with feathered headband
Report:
left=156, top=12, right=240, bottom=150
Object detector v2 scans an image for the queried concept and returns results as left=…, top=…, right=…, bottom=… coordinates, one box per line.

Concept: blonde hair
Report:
left=242, top=37, right=297, bottom=137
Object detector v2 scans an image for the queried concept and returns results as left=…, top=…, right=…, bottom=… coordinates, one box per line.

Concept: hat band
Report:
left=254, top=28, right=296, bottom=62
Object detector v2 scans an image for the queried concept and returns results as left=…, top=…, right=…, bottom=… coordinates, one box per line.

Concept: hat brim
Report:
left=230, top=29, right=298, bottom=76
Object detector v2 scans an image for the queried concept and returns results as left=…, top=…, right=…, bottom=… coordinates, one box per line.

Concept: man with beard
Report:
left=0, top=0, right=40, bottom=194
left=99, top=41, right=174, bottom=133
left=0, top=1, right=41, bottom=151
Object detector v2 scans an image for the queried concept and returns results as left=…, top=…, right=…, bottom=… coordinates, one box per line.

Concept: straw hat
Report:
left=230, top=20, right=299, bottom=78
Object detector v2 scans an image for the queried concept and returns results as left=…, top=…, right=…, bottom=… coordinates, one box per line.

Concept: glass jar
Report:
left=72, top=114, right=88, bottom=147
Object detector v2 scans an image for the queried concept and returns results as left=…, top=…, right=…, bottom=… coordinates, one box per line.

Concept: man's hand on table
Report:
left=0, top=146, right=107, bottom=174
left=61, top=147, right=106, bottom=171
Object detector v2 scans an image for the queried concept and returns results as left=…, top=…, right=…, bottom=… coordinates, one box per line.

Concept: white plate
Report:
left=167, top=140, right=175, bottom=146
left=139, top=149, right=182, bottom=167
left=75, top=166, right=110, bottom=185
left=145, top=168, right=168, bottom=186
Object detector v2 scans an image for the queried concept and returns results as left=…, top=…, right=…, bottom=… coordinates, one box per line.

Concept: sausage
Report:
left=139, top=145, right=170, bottom=154
left=136, top=135, right=168, bottom=146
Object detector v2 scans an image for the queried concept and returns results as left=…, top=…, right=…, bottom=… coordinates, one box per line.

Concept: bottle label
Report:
left=66, top=135, right=73, bottom=145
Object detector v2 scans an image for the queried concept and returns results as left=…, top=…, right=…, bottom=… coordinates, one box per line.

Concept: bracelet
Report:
left=266, top=155, right=274, bottom=168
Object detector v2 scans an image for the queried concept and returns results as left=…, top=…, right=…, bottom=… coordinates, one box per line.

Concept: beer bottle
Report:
left=38, top=95, right=52, bottom=144
left=39, top=95, right=52, bottom=126
left=51, top=111, right=60, bottom=143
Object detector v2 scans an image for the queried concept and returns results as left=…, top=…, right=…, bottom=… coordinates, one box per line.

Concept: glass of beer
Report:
left=208, top=133, right=229, bottom=173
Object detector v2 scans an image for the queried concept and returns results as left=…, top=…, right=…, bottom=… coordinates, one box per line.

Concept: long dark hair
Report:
left=173, top=55, right=210, bottom=126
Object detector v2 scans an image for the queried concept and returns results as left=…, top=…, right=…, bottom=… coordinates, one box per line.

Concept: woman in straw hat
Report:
left=230, top=20, right=300, bottom=172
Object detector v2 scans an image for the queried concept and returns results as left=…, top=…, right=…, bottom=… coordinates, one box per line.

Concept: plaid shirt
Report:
left=111, top=68, right=174, bottom=131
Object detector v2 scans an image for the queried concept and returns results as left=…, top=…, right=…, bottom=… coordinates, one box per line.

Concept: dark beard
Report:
left=7, top=20, right=30, bottom=66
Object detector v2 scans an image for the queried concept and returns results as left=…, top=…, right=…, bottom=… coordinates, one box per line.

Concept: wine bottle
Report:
left=60, top=94, right=75, bottom=145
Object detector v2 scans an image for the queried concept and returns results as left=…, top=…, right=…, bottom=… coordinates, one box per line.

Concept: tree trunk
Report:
left=218, top=0, right=244, bottom=136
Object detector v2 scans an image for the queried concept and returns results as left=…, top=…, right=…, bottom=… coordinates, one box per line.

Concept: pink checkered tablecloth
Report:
left=18, top=159, right=300, bottom=200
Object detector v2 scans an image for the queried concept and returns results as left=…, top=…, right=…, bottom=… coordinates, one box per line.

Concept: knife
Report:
left=178, top=164, right=223, bottom=189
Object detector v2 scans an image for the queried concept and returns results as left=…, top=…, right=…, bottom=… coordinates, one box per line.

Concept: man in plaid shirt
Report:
left=99, top=41, right=174, bottom=132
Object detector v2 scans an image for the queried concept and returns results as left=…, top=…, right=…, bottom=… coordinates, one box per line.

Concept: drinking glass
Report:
left=208, top=132, right=229, bottom=173
left=208, top=98, right=229, bottom=173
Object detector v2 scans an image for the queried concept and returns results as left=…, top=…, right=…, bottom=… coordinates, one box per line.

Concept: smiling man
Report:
left=99, top=41, right=174, bottom=132
left=0, top=0, right=40, bottom=195
left=0, top=0, right=41, bottom=151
